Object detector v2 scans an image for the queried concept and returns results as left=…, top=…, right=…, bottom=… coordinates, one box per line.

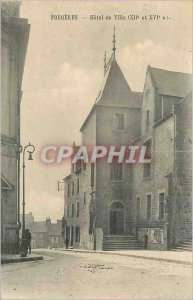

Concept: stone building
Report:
left=24, top=212, right=34, bottom=228
left=131, top=66, right=192, bottom=250
left=19, top=212, right=34, bottom=238
left=29, top=218, right=64, bottom=249
left=63, top=34, right=192, bottom=251
left=1, top=2, right=30, bottom=253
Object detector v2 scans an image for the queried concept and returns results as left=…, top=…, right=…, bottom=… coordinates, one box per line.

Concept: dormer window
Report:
left=114, top=113, right=125, bottom=130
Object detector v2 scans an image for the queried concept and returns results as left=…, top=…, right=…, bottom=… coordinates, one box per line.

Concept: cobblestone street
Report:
left=1, top=250, right=192, bottom=299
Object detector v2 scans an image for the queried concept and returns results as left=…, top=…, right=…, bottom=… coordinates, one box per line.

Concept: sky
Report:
left=20, top=0, right=192, bottom=222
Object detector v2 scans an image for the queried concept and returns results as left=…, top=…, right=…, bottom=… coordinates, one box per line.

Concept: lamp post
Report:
left=20, top=142, right=35, bottom=257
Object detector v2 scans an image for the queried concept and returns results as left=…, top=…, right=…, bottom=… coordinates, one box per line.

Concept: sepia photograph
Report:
left=1, top=0, right=192, bottom=299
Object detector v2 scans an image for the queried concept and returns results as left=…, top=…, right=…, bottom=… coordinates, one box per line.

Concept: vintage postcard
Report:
left=1, top=0, right=192, bottom=299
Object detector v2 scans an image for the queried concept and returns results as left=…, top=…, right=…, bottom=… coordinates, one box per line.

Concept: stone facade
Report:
left=175, top=93, right=192, bottom=241
left=63, top=48, right=192, bottom=251
left=63, top=54, right=142, bottom=250
left=29, top=218, right=64, bottom=249
left=131, top=67, right=192, bottom=250
left=1, top=2, right=30, bottom=253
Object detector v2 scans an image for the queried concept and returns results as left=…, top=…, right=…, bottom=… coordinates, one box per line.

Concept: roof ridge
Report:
left=149, top=65, right=192, bottom=98
left=150, top=65, right=192, bottom=76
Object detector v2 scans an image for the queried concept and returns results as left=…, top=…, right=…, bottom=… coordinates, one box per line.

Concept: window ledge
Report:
left=111, top=180, right=124, bottom=183
left=112, top=129, right=126, bottom=133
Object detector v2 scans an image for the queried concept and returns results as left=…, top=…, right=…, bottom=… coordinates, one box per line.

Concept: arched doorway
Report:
left=109, top=201, right=124, bottom=235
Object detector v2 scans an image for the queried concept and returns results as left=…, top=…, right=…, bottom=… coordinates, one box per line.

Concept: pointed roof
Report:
left=96, top=59, right=141, bottom=107
left=80, top=58, right=142, bottom=132
left=148, top=66, right=192, bottom=98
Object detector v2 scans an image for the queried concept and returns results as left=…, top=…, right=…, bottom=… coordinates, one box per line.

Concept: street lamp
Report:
left=20, top=142, right=35, bottom=257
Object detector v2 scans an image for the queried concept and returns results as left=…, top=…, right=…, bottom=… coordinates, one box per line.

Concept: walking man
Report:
left=65, top=237, right=69, bottom=249
left=25, top=229, right=32, bottom=254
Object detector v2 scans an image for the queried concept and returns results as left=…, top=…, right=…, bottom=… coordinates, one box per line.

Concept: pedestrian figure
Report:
left=65, top=238, right=69, bottom=249
left=144, top=234, right=148, bottom=250
left=25, top=229, right=32, bottom=254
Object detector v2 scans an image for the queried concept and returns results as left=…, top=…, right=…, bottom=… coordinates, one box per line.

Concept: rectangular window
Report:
left=77, top=178, right=79, bottom=194
left=67, top=205, right=70, bottom=218
left=89, top=212, right=94, bottom=234
left=110, top=163, right=123, bottom=181
left=159, top=193, right=165, bottom=220
left=143, top=140, right=151, bottom=179
left=71, top=204, right=75, bottom=217
left=67, top=184, right=70, bottom=197
left=136, top=197, right=141, bottom=223
left=114, top=113, right=125, bottom=130
left=51, top=236, right=59, bottom=243
left=76, top=202, right=79, bottom=217
left=144, top=164, right=151, bottom=179
left=91, top=163, right=95, bottom=187
left=146, top=194, right=152, bottom=221
left=66, top=226, right=70, bottom=239
left=83, top=192, right=86, bottom=205
left=70, top=226, right=74, bottom=246
left=75, top=227, right=80, bottom=243
left=146, top=110, right=150, bottom=129
left=72, top=182, right=74, bottom=195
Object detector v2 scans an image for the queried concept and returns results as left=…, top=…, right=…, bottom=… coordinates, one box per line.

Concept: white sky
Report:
left=20, top=0, right=192, bottom=222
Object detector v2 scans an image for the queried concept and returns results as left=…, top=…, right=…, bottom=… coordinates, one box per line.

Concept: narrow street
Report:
left=1, top=249, right=192, bottom=299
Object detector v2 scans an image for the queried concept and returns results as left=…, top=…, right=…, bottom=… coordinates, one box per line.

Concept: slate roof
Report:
left=96, top=59, right=142, bottom=107
left=63, top=174, right=72, bottom=181
left=149, top=66, right=192, bottom=98
left=29, top=221, right=47, bottom=233
left=177, top=91, right=192, bottom=106
left=48, top=223, right=62, bottom=236
left=29, top=220, right=62, bottom=235
left=80, top=57, right=142, bottom=131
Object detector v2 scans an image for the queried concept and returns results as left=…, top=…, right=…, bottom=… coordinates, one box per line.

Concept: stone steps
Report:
left=103, top=235, right=144, bottom=251
left=171, top=240, right=192, bottom=252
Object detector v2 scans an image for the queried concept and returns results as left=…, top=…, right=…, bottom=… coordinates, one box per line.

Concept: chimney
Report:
left=46, top=217, right=51, bottom=226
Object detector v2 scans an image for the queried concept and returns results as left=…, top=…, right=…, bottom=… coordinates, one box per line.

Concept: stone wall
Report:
left=175, top=93, right=192, bottom=241
left=132, top=68, right=176, bottom=250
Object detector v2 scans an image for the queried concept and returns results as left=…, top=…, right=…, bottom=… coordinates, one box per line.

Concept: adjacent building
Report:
left=131, top=67, right=192, bottom=250
left=28, top=218, right=64, bottom=249
left=1, top=1, right=30, bottom=253
left=63, top=34, right=192, bottom=251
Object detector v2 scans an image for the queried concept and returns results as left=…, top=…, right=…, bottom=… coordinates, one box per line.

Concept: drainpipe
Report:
left=171, top=105, right=177, bottom=246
